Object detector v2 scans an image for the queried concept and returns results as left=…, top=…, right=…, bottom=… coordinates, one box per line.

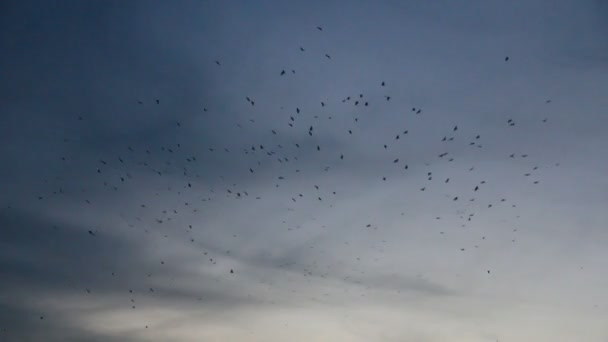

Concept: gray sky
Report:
left=1, top=1, right=608, bottom=341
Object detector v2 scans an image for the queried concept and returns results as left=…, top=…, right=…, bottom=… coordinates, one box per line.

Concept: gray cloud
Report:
left=2, top=0, right=608, bottom=341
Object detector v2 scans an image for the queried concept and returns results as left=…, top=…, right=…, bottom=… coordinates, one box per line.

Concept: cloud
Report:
left=2, top=0, right=608, bottom=341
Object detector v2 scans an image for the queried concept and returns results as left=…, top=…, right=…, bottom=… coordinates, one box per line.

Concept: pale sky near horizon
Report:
left=1, top=1, right=608, bottom=341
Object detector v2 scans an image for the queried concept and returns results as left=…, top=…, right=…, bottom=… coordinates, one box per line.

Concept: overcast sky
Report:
left=1, top=1, right=608, bottom=341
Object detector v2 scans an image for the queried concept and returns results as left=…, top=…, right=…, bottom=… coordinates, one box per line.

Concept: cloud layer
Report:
left=1, top=1, right=608, bottom=341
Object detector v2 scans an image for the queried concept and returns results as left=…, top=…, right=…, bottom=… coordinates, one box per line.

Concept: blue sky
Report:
left=1, top=1, right=608, bottom=341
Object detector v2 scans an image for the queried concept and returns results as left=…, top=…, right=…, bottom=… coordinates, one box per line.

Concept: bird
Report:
left=505, top=56, right=509, bottom=61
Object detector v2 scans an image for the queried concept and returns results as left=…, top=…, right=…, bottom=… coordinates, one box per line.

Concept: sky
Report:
left=1, top=0, right=608, bottom=341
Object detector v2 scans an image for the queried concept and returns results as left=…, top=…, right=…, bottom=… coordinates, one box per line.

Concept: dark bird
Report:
left=393, top=158, right=399, bottom=163
left=317, top=26, right=323, bottom=31
left=280, top=70, right=286, bottom=75
left=381, top=81, right=385, bottom=86
left=453, top=126, right=458, bottom=131
left=156, top=99, right=159, bottom=104
left=215, top=60, right=221, bottom=66
left=325, top=54, right=331, bottom=59
left=300, top=46, right=305, bottom=51
left=505, top=56, right=509, bottom=61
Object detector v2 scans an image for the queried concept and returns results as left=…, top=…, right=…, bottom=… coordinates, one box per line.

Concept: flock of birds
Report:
left=9, top=25, right=561, bottom=330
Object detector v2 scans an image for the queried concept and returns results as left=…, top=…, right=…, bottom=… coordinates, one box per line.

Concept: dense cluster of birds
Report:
left=6, top=25, right=562, bottom=331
